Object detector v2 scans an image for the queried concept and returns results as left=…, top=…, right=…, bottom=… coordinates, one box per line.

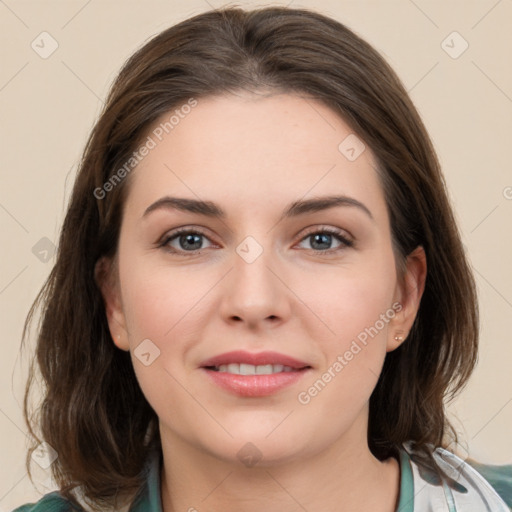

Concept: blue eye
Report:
left=161, top=230, right=213, bottom=253
left=298, top=230, right=353, bottom=252
left=159, top=227, right=353, bottom=256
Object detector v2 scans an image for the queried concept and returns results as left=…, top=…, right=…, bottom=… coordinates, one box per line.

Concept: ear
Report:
left=387, top=245, right=427, bottom=352
left=94, top=256, right=130, bottom=351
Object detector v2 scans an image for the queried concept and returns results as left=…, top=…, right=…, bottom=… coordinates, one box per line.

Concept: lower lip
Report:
left=201, top=368, right=310, bottom=397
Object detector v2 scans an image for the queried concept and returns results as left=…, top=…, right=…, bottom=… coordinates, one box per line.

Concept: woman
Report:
left=15, top=6, right=511, bottom=512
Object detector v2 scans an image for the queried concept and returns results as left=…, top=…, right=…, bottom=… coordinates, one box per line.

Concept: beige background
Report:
left=1, top=0, right=511, bottom=508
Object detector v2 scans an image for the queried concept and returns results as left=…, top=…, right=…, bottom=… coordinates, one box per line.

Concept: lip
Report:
left=202, top=369, right=310, bottom=397
left=199, top=350, right=312, bottom=398
left=199, top=350, right=310, bottom=369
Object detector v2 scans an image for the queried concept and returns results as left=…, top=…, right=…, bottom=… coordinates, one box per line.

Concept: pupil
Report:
left=180, top=234, right=202, bottom=250
left=311, top=233, right=331, bottom=250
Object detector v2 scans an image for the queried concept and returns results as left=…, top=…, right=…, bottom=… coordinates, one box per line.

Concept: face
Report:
left=98, top=92, right=425, bottom=466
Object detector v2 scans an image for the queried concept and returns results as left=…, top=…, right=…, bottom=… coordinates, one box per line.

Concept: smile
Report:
left=201, top=368, right=310, bottom=397
left=209, top=363, right=297, bottom=375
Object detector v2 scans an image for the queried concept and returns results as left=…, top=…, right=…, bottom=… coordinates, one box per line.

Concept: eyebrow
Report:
left=142, top=195, right=374, bottom=221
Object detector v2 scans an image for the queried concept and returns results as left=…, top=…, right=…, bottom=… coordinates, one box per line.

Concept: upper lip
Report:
left=200, top=350, right=311, bottom=369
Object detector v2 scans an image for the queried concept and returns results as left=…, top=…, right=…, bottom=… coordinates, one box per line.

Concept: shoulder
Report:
left=11, top=492, right=82, bottom=512
left=403, top=443, right=511, bottom=511
left=11, top=449, right=161, bottom=512
left=466, top=458, right=512, bottom=509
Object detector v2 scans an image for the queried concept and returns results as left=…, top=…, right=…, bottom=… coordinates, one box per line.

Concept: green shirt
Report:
left=13, top=444, right=512, bottom=511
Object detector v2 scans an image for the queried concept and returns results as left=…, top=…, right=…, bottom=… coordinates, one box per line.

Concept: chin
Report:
left=202, top=425, right=316, bottom=468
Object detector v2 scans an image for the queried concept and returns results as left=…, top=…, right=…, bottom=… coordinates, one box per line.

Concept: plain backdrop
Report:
left=1, top=0, right=511, bottom=508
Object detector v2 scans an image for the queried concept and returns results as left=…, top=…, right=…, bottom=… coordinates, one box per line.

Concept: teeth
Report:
left=216, top=363, right=295, bottom=375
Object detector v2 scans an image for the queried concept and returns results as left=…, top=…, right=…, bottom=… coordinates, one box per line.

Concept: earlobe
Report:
left=94, top=256, right=130, bottom=351
left=387, top=246, right=427, bottom=352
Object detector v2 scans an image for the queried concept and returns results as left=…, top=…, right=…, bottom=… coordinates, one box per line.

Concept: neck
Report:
left=159, top=424, right=400, bottom=512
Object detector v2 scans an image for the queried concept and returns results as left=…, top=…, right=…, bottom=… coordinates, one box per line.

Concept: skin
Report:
left=97, top=92, right=426, bottom=512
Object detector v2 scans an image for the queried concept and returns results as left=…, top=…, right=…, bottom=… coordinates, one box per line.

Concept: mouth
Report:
left=199, top=350, right=311, bottom=370
left=204, top=363, right=308, bottom=375
left=199, top=351, right=312, bottom=397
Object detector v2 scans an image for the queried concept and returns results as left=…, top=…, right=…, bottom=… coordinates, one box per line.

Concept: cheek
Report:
left=118, top=262, right=208, bottom=424
left=295, top=257, right=396, bottom=346
left=120, top=259, right=216, bottom=342
left=118, top=257, right=222, bottom=405
left=292, top=255, right=396, bottom=399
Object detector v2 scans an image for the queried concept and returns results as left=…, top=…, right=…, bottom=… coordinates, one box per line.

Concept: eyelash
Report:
left=158, top=226, right=354, bottom=256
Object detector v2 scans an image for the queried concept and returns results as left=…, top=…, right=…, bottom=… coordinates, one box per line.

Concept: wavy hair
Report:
left=22, top=5, right=478, bottom=509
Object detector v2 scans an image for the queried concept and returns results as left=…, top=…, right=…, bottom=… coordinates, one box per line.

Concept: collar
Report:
left=130, top=448, right=163, bottom=512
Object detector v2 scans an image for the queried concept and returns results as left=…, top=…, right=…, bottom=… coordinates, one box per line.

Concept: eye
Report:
left=297, top=228, right=353, bottom=252
left=158, top=226, right=353, bottom=255
left=159, top=228, right=215, bottom=253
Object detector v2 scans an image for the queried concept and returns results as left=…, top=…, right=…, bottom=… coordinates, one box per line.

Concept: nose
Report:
left=218, top=244, right=292, bottom=330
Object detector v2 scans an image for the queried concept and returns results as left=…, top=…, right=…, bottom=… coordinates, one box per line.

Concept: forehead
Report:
left=124, top=92, right=386, bottom=219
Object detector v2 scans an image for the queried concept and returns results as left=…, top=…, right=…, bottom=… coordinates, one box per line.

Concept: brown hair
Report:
left=22, top=5, right=478, bottom=509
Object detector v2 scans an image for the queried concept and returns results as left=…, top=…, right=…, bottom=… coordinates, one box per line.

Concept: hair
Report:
left=22, top=5, right=479, bottom=510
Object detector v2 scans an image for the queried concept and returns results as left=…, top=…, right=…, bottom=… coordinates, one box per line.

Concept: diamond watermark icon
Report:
left=32, top=237, right=56, bottom=263
left=134, top=338, right=161, bottom=366
left=31, top=32, right=59, bottom=59
left=31, top=442, right=58, bottom=469
left=441, top=31, right=469, bottom=59
left=237, top=442, right=263, bottom=467
left=236, top=236, right=263, bottom=264
left=338, top=134, right=366, bottom=161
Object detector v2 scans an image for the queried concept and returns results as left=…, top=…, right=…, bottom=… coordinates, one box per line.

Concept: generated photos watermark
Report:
left=93, top=98, right=198, bottom=200
left=297, top=301, right=403, bottom=405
